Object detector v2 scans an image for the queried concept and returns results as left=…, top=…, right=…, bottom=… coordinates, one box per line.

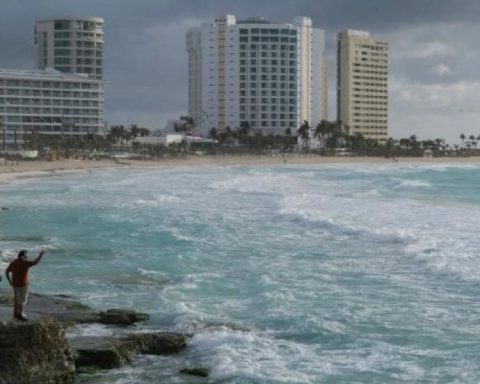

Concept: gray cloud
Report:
left=0, top=0, right=479, bottom=142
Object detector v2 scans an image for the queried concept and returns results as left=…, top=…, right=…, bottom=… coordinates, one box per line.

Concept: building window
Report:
left=54, top=20, right=70, bottom=30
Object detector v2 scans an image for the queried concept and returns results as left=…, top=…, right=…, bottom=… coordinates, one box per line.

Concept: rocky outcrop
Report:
left=99, top=308, right=149, bottom=326
left=0, top=290, right=188, bottom=382
left=0, top=291, right=149, bottom=327
left=0, top=319, right=76, bottom=384
left=72, top=332, right=186, bottom=369
left=180, top=367, right=209, bottom=377
left=0, top=291, right=98, bottom=326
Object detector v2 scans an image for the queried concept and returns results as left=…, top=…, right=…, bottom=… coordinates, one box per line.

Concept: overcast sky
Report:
left=1, top=0, right=479, bottom=143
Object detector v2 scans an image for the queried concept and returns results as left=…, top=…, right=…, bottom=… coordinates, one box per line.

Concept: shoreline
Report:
left=0, top=155, right=479, bottom=184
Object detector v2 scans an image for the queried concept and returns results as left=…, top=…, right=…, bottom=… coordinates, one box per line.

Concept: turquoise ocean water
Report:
left=1, top=163, right=480, bottom=383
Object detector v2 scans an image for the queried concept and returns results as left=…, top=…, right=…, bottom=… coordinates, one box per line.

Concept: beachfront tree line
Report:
left=29, top=124, right=151, bottom=158
left=20, top=119, right=479, bottom=159
left=295, top=120, right=479, bottom=157
left=201, top=119, right=464, bottom=157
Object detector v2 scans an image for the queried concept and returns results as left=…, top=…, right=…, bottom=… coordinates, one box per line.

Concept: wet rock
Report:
left=0, top=291, right=152, bottom=327
left=0, top=290, right=99, bottom=326
left=180, top=367, right=209, bottom=377
left=99, top=308, right=149, bottom=326
left=0, top=290, right=188, bottom=377
left=0, top=319, right=76, bottom=384
left=72, top=332, right=186, bottom=369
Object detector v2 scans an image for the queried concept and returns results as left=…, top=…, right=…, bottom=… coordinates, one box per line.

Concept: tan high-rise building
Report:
left=337, top=30, right=388, bottom=140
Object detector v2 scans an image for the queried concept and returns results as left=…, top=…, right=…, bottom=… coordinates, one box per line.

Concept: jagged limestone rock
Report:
left=0, top=319, right=76, bottom=384
left=180, top=367, right=209, bottom=377
left=99, top=308, right=149, bottom=326
left=72, top=332, right=186, bottom=369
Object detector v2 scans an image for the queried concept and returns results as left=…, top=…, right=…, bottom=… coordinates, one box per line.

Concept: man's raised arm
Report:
left=31, top=250, right=45, bottom=265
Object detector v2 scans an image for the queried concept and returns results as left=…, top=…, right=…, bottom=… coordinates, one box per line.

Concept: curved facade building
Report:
left=34, top=17, right=104, bottom=80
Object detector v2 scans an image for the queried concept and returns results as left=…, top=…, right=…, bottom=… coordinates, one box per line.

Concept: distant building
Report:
left=187, top=15, right=327, bottom=135
left=34, top=17, right=104, bottom=80
left=0, top=68, right=104, bottom=149
left=337, top=30, right=388, bottom=140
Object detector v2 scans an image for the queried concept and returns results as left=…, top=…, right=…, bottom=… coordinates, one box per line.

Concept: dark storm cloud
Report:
left=0, top=0, right=479, bottom=141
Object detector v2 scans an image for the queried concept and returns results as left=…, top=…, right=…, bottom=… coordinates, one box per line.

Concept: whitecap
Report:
left=66, top=323, right=117, bottom=338
left=131, top=194, right=181, bottom=208
left=393, top=179, right=431, bottom=189
left=209, top=174, right=298, bottom=195
left=189, top=328, right=327, bottom=382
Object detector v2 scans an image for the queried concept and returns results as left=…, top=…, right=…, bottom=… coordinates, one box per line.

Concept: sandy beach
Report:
left=0, top=155, right=479, bottom=184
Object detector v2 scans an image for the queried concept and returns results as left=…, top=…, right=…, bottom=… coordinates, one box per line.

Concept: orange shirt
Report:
left=6, top=259, right=36, bottom=287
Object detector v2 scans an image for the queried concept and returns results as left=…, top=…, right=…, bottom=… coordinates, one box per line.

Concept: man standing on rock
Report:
left=5, top=249, right=45, bottom=321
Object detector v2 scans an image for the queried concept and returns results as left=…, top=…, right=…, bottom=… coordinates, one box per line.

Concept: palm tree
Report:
left=349, top=133, right=367, bottom=154
left=314, top=120, right=330, bottom=148
left=107, top=125, right=127, bottom=146
left=434, top=138, right=444, bottom=152
left=314, top=120, right=347, bottom=149
left=208, top=127, right=218, bottom=141
left=469, top=134, right=477, bottom=149
left=384, top=137, right=395, bottom=157
left=460, top=133, right=466, bottom=147
left=409, top=134, right=421, bottom=154
left=139, top=128, right=150, bottom=137
left=237, top=121, right=250, bottom=144
left=297, top=120, right=310, bottom=150
left=129, top=124, right=140, bottom=141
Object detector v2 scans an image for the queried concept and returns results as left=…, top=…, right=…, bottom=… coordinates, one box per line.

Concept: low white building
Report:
left=0, top=68, right=104, bottom=149
left=135, top=134, right=184, bottom=146
left=135, top=133, right=216, bottom=147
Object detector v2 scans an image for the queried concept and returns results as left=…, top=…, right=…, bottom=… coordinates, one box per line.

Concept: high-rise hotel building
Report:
left=187, top=15, right=327, bottom=135
left=34, top=17, right=104, bottom=80
left=0, top=17, right=105, bottom=150
left=337, top=30, right=388, bottom=140
left=0, top=68, right=104, bottom=149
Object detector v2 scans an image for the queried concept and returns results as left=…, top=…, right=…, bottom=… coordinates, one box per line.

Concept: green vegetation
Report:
left=12, top=119, right=478, bottom=160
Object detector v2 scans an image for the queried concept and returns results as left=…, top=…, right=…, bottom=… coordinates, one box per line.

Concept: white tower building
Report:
left=187, top=15, right=327, bottom=135
left=34, top=17, right=104, bottom=80
left=337, top=30, right=388, bottom=140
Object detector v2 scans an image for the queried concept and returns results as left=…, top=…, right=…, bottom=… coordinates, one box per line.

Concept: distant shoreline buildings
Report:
left=0, top=13, right=390, bottom=151
left=0, top=17, right=105, bottom=150
left=187, top=15, right=388, bottom=141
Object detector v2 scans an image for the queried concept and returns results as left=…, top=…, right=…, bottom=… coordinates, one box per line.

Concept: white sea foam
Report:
left=393, top=179, right=431, bottom=189
left=354, top=189, right=383, bottom=198
left=136, top=268, right=170, bottom=284
left=66, top=323, right=117, bottom=338
left=133, top=195, right=181, bottom=207
left=167, top=227, right=196, bottom=242
left=189, top=329, right=325, bottom=383
left=209, top=173, right=298, bottom=195
left=3, top=164, right=480, bottom=383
